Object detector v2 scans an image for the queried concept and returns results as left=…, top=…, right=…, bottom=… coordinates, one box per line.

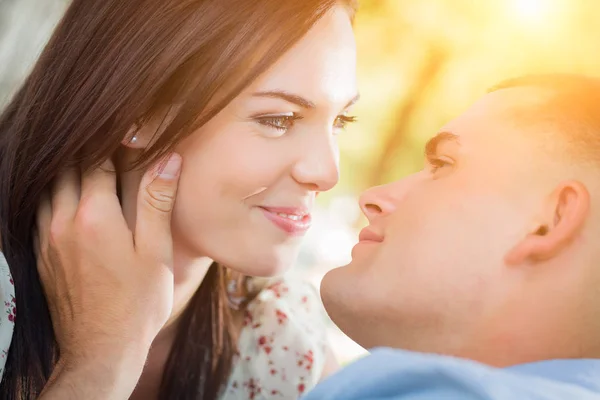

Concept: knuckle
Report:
left=75, top=198, right=103, bottom=236
left=48, top=218, right=69, bottom=247
left=144, top=186, right=175, bottom=213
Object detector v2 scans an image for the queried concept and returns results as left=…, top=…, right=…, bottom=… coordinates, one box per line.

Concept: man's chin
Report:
left=319, top=267, right=359, bottom=323
left=350, top=239, right=381, bottom=260
left=319, top=276, right=378, bottom=350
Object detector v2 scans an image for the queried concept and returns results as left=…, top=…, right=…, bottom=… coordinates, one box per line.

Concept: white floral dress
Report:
left=0, top=252, right=328, bottom=399
left=0, top=252, right=16, bottom=380
left=221, top=279, right=328, bottom=399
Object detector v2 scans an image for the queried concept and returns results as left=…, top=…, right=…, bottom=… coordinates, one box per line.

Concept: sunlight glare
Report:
left=513, top=0, right=553, bottom=23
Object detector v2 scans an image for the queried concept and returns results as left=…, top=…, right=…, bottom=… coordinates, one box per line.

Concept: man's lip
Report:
left=358, top=227, right=384, bottom=243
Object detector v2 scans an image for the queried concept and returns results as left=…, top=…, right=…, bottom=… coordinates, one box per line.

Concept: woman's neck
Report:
left=119, top=159, right=213, bottom=399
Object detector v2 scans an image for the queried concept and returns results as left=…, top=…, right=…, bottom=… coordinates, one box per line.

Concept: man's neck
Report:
left=466, top=292, right=600, bottom=366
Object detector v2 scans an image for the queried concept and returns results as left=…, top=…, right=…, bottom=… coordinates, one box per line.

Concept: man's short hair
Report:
left=487, top=74, right=600, bottom=164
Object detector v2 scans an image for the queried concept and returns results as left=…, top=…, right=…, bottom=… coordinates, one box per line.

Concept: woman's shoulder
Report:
left=0, top=251, right=16, bottom=381
left=221, top=277, right=329, bottom=399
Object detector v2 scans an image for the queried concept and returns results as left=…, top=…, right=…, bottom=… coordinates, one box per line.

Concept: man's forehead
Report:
left=437, top=87, right=555, bottom=146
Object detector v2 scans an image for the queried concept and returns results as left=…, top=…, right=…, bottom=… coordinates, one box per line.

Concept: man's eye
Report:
left=428, top=157, right=452, bottom=173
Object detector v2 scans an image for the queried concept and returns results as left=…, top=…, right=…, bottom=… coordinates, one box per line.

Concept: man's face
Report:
left=321, top=87, right=563, bottom=354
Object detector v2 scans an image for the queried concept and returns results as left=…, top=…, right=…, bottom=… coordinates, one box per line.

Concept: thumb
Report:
left=134, top=153, right=182, bottom=262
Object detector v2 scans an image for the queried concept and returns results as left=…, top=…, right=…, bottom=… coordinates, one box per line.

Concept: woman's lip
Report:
left=259, top=206, right=310, bottom=215
left=259, top=207, right=312, bottom=235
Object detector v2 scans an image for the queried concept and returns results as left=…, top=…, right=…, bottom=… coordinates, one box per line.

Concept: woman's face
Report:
left=165, top=7, right=357, bottom=276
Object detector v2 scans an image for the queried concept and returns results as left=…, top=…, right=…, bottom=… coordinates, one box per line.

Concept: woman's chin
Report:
left=233, top=248, right=300, bottom=278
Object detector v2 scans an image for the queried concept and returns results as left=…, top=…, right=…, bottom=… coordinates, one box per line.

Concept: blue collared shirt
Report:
left=303, top=348, right=600, bottom=399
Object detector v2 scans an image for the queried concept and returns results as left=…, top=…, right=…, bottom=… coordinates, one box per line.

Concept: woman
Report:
left=0, top=0, right=359, bottom=398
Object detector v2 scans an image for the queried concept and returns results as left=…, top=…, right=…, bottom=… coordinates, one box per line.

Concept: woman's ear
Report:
left=121, top=124, right=147, bottom=149
left=121, top=108, right=176, bottom=149
left=505, top=180, right=590, bottom=266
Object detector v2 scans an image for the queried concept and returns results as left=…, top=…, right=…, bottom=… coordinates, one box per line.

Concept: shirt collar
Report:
left=508, top=358, right=600, bottom=392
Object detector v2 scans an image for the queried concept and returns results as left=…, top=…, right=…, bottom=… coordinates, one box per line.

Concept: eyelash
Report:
left=334, top=115, right=357, bottom=130
left=428, top=157, right=452, bottom=173
left=255, top=113, right=357, bottom=133
left=256, top=114, right=303, bottom=132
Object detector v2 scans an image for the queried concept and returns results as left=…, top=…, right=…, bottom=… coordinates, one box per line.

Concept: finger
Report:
left=33, top=229, right=50, bottom=287
left=37, top=190, right=53, bottom=251
left=50, top=167, right=80, bottom=221
left=134, top=153, right=182, bottom=263
left=81, top=158, right=117, bottom=200
left=36, top=191, right=52, bottom=284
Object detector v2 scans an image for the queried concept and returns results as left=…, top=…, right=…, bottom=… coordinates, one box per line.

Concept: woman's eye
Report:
left=256, top=113, right=303, bottom=133
left=333, top=115, right=357, bottom=131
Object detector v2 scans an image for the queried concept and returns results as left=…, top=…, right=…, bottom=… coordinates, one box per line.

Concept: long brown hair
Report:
left=0, top=0, right=357, bottom=398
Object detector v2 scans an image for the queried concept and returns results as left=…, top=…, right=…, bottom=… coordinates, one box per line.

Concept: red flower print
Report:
left=5, top=299, right=15, bottom=323
left=304, top=350, right=314, bottom=371
left=275, top=309, right=288, bottom=325
left=243, top=378, right=262, bottom=400
left=267, top=281, right=289, bottom=298
left=243, top=310, right=253, bottom=327
left=257, top=333, right=276, bottom=355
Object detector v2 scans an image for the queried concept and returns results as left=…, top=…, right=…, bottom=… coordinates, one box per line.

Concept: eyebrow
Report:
left=424, top=131, right=460, bottom=158
left=252, top=90, right=360, bottom=110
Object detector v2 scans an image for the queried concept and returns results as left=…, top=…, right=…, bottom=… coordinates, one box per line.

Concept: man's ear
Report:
left=504, top=181, right=590, bottom=265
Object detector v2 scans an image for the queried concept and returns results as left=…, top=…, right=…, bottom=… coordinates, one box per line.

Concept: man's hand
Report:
left=36, top=154, right=182, bottom=399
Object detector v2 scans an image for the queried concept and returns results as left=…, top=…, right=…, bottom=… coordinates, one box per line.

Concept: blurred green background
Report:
left=2, top=0, right=600, bottom=364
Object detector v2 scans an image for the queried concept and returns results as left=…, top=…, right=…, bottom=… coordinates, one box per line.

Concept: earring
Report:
left=130, top=135, right=138, bottom=144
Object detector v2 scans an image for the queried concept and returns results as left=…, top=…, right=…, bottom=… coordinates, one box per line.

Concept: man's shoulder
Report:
left=303, top=348, right=600, bottom=400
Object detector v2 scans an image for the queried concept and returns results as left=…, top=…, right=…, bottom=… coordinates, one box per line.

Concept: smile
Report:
left=275, top=213, right=304, bottom=221
left=259, top=207, right=312, bottom=235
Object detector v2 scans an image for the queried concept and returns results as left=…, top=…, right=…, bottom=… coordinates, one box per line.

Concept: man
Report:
left=304, top=74, right=600, bottom=399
